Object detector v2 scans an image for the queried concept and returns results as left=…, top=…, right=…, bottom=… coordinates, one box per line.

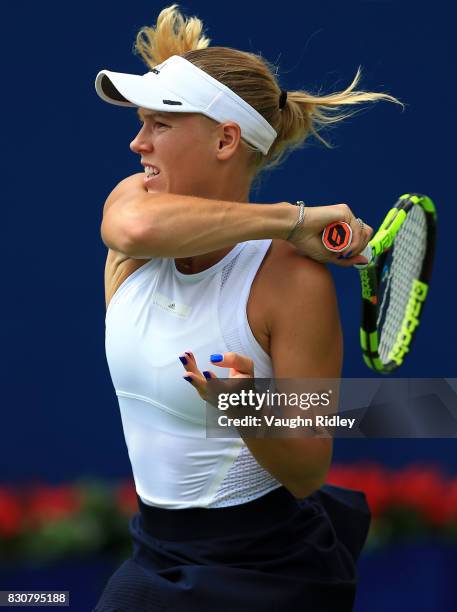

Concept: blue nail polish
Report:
left=340, top=251, right=352, bottom=260
left=210, top=354, right=223, bottom=362
left=184, top=376, right=193, bottom=383
left=203, top=371, right=211, bottom=380
left=179, top=355, right=188, bottom=365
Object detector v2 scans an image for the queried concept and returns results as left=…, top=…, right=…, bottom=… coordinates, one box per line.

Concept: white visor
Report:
left=95, top=55, right=277, bottom=155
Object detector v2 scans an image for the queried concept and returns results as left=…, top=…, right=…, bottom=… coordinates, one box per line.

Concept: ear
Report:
left=215, top=122, right=242, bottom=161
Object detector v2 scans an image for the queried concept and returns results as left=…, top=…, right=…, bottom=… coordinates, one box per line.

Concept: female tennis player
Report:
left=94, top=5, right=402, bottom=611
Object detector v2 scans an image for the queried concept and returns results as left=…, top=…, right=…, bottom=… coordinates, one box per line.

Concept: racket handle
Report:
left=322, top=221, right=373, bottom=266
left=354, top=244, right=373, bottom=269
left=322, top=221, right=353, bottom=252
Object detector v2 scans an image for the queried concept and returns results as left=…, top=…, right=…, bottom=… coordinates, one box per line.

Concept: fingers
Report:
left=180, top=351, right=214, bottom=382
left=210, top=352, right=254, bottom=378
left=179, top=351, right=254, bottom=390
left=179, top=351, right=258, bottom=412
left=178, top=351, right=215, bottom=400
left=349, top=215, right=373, bottom=256
left=333, top=205, right=372, bottom=252
left=325, top=205, right=373, bottom=267
left=333, top=252, right=372, bottom=268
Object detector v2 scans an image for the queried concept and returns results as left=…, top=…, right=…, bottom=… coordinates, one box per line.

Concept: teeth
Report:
left=145, top=166, right=159, bottom=177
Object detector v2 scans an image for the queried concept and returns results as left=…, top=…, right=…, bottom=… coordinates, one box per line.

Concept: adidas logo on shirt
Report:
left=153, top=292, right=191, bottom=318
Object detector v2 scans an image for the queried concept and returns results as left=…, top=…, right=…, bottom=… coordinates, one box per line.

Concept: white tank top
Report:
left=105, top=239, right=281, bottom=509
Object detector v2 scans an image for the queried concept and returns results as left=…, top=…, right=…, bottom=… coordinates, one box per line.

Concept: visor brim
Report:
left=95, top=70, right=196, bottom=112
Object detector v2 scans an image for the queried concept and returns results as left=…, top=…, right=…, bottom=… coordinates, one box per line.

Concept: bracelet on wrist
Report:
left=286, top=201, right=306, bottom=241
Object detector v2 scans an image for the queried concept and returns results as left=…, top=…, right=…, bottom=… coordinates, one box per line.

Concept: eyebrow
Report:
left=136, top=109, right=170, bottom=121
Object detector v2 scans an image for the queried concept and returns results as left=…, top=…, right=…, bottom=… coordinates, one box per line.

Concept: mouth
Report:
left=143, top=165, right=161, bottom=185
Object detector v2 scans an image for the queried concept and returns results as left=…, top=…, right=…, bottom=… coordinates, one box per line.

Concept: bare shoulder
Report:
left=266, top=241, right=342, bottom=378
left=267, top=239, right=336, bottom=299
left=254, top=239, right=337, bottom=343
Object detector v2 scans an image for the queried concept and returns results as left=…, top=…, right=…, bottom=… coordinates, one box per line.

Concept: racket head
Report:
left=358, top=193, right=437, bottom=374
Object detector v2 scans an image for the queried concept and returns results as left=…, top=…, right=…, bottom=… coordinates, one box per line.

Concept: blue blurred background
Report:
left=1, top=0, right=455, bottom=610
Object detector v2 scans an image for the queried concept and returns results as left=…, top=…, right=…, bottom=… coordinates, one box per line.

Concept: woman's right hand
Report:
left=286, top=203, right=373, bottom=267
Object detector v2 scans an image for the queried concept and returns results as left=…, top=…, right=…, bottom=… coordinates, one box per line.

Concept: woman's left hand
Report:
left=179, top=351, right=254, bottom=401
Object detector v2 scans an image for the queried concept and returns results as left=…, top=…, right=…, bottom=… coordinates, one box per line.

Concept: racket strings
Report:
left=378, top=206, right=427, bottom=364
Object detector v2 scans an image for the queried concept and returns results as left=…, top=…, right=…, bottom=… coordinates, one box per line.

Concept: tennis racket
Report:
left=322, top=193, right=437, bottom=373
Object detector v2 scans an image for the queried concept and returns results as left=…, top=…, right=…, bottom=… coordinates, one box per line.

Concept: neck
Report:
left=175, top=245, right=235, bottom=274
left=174, top=181, right=251, bottom=275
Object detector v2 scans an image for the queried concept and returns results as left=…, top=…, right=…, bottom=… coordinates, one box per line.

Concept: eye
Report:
left=137, top=117, right=169, bottom=131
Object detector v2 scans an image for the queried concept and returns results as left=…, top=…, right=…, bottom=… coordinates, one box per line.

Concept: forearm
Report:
left=242, top=436, right=333, bottom=498
left=102, top=190, right=296, bottom=258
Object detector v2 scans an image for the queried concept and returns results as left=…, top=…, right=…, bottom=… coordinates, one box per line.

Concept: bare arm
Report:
left=239, top=254, right=342, bottom=498
left=101, top=173, right=296, bottom=258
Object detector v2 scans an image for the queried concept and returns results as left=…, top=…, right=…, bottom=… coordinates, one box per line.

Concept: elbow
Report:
left=100, top=221, right=131, bottom=255
left=283, top=440, right=333, bottom=499
left=286, top=473, right=327, bottom=499
left=121, top=223, right=161, bottom=258
left=101, top=209, right=160, bottom=258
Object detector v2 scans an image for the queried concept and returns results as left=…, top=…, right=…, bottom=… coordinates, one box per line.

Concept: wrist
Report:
left=261, top=202, right=296, bottom=240
left=284, top=201, right=306, bottom=242
left=271, top=202, right=299, bottom=241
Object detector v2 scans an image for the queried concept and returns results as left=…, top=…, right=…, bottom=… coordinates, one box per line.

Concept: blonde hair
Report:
left=133, top=4, right=404, bottom=177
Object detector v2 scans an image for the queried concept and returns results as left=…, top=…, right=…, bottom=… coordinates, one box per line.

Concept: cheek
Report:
left=171, top=144, right=214, bottom=182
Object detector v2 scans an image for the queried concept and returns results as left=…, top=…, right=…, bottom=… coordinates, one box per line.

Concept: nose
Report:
left=130, top=126, right=153, bottom=155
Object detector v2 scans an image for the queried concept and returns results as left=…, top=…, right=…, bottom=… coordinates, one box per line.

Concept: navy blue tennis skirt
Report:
left=93, top=484, right=370, bottom=612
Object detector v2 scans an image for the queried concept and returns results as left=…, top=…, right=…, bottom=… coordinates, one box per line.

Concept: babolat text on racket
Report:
left=322, top=193, right=437, bottom=373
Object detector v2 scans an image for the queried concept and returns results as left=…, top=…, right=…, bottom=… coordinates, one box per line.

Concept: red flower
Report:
left=0, top=487, right=22, bottom=538
left=328, top=463, right=392, bottom=517
left=116, top=481, right=138, bottom=515
left=26, top=484, right=83, bottom=527
left=390, top=465, right=448, bottom=526
left=328, top=463, right=455, bottom=526
left=443, top=478, right=457, bottom=523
